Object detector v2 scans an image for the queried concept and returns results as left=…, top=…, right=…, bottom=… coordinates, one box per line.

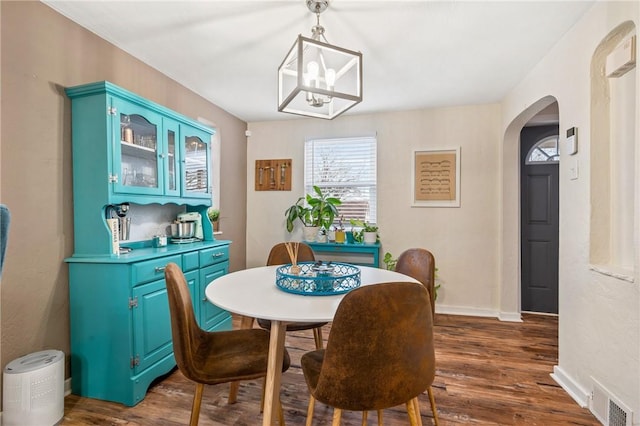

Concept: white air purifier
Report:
left=3, top=350, right=65, bottom=426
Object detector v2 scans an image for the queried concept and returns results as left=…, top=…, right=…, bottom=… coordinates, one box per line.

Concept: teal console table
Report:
left=307, top=242, right=380, bottom=268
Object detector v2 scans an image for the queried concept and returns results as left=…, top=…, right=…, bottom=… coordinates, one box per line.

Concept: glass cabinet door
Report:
left=181, top=125, right=211, bottom=199
left=113, top=98, right=164, bottom=196
left=163, top=118, right=180, bottom=197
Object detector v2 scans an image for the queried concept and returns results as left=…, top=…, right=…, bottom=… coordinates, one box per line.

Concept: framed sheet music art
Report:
left=411, top=147, right=461, bottom=207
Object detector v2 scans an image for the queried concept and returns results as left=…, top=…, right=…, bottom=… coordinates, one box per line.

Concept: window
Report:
left=304, top=136, right=377, bottom=225
left=525, top=135, right=559, bottom=164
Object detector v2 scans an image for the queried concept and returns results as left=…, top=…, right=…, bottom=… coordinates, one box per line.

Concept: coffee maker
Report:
left=105, top=203, right=131, bottom=254
left=177, top=212, right=203, bottom=240
left=105, top=203, right=130, bottom=240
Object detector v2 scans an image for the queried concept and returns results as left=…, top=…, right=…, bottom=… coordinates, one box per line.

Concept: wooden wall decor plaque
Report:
left=255, top=159, right=292, bottom=191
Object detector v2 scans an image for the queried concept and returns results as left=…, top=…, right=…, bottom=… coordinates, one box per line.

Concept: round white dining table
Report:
left=206, top=264, right=419, bottom=426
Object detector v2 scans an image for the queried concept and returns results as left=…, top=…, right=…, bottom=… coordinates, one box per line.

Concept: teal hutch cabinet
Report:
left=65, top=81, right=231, bottom=406
left=65, top=81, right=215, bottom=256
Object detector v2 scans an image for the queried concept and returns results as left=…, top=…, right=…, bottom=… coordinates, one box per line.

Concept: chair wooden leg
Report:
left=377, top=409, right=384, bottom=426
left=312, top=327, right=323, bottom=350
left=361, top=410, right=368, bottom=426
left=190, top=383, right=204, bottom=426
left=260, top=377, right=266, bottom=412
left=278, top=399, right=286, bottom=426
left=228, top=382, right=239, bottom=404
left=406, top=397, right=421, bottom=426
left=305, top=395, right=316, bottom=426
left=413, top=397, right=424, bottom=426
left=427, top=387, right=439, bottom=426
left=331, top=408, right=342, bottom=426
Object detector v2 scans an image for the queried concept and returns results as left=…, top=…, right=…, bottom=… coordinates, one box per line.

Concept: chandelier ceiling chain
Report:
left=277, top=0, right=363, bottom=120
left=310, top=1, right=329, bottom=44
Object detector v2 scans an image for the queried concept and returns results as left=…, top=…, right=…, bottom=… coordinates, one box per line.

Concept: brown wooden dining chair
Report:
left=256, top=242, right=327, bottom=350
left=164, top=263, right=291, bottom=426
left=396, top=248, right=437, bottom=320
left=301, top=282, right=439, bottom=426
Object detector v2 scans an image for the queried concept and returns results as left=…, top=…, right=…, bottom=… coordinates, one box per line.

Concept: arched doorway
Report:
left=499, top=96, right=559, bottom=320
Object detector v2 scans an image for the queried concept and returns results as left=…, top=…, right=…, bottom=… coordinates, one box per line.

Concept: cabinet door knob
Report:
left=154, top=266, right=166, bottom=273
left=212, top=253, right=224, bottom=258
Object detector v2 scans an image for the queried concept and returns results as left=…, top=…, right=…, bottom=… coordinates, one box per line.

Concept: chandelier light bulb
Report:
left=307, top=61, right=320, bottom=85
left=325, top=68, right=336, bottom=89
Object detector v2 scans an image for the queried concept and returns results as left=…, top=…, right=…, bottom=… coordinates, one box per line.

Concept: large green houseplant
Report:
left=285, top=186, right=342, bottom=241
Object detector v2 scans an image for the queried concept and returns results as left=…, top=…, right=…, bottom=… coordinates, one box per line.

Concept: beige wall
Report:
left=0, top=0, right=247, bottom=387
left=501, top=1, right=638, bottom=416
left=247, top=105, right=504, bottom=316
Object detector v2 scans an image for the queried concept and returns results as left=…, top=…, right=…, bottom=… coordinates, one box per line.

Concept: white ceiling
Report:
left=42, top=0, right=594, bottom=122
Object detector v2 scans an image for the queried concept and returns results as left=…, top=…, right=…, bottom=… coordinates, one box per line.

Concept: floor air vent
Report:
left=590, top=378, right=633, bottom=426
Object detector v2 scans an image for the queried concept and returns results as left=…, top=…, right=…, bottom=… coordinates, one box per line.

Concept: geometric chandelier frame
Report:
left=277, top=1, right=363, bottom=119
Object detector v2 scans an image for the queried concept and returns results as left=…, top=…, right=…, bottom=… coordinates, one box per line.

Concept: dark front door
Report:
left=520, top=125, right=559, bottom=314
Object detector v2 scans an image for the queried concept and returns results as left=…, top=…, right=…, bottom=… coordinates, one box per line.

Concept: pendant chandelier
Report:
left=278, top=0, right=363, bottom=120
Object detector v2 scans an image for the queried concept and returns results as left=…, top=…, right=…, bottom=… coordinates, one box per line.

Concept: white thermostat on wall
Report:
left=565, top=127, right=578, bottom=156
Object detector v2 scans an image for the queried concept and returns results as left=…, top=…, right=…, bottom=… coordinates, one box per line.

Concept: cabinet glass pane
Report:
left=184, top=136, right=208, bottom=193
left=167, top=129, right=177, bottom=191
left=120, top=113, right=159, bottom=189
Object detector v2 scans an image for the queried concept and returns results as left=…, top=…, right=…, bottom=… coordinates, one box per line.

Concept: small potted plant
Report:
left=207, top=208, right=220, bottom=232
left=285, top=186, right=341, bottom=242
left=349, top=219, right=379, bottom=244
left=383, top=252, right=398, bottom=270
left=334, top=216, right=346, bottom=244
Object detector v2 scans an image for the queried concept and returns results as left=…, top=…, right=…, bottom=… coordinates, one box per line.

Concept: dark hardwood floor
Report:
left=62, top=314, right=599, bottom=425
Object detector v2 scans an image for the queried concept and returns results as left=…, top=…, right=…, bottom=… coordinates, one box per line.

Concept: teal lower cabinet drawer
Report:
left=132, top=255, right=182, bottom=285
left=66, top=241, right=232, bottom=406
left=182, top=251, right=200, bottom=271
left=199, top=245, right=229, bottom=268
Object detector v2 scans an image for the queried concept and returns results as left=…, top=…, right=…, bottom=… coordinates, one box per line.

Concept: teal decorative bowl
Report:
left=276, top=262, right=361, bottom=295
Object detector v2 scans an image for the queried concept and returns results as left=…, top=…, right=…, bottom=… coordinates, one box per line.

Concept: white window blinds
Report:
left=304, top=136, right=377, bottom=225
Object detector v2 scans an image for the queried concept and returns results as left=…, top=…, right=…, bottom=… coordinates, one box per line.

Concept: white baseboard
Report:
left=498, top=311, right=523, bottom=322
left=551, top=365, right=590, bottom=408
left=436, top=305, right=521, bottom=322
left=436, top=304, right=498, bottom=318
